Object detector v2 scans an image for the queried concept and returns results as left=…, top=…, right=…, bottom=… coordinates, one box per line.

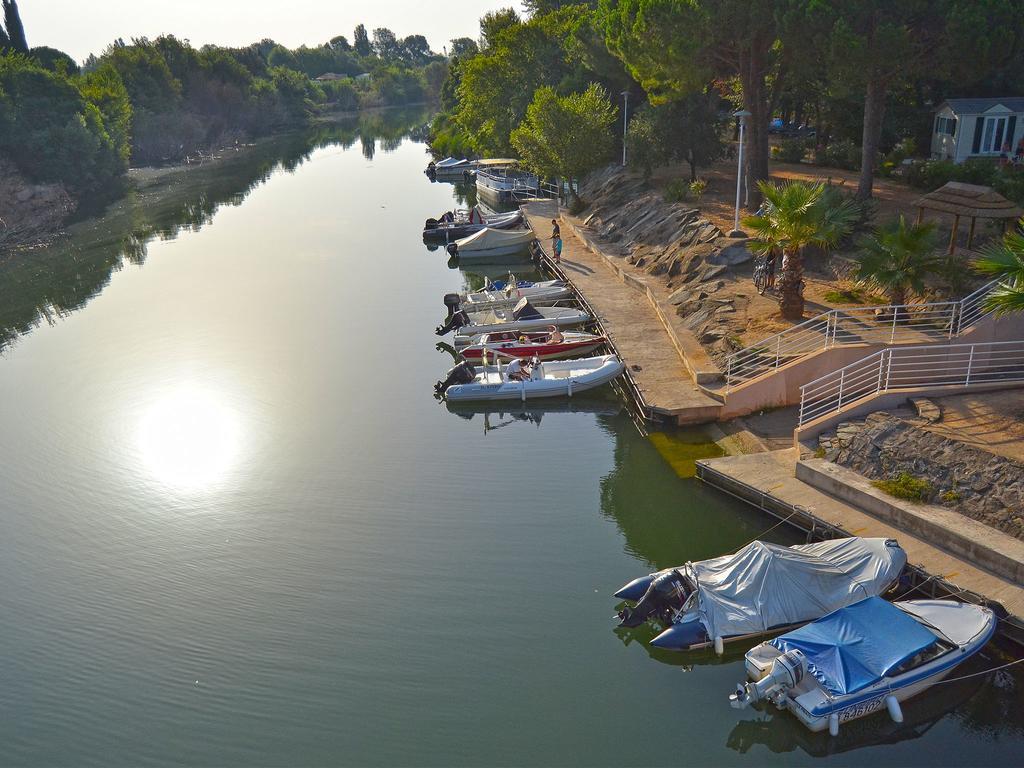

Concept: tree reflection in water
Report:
left=0, top=106, right=431, bottom=352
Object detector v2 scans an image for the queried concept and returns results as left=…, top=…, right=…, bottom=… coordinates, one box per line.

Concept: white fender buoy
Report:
left=713, top=636, right=724, bottom=655
left=828, top=713, right=839, bottom=737
left=567, top=378, right=573, bottom=397
left=885, top=694, right=903, bottom=723
left=521, top=380, right=526, bottom=402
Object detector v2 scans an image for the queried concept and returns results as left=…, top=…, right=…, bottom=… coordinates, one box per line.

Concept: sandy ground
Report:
left=927, top=391, right=1024, bottom=463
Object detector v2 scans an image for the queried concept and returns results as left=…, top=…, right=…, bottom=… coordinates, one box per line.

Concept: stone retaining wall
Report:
left=822, top=412, right=1024, bottom=540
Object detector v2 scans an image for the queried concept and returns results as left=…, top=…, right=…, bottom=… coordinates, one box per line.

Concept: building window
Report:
left=980, top=116, right=1008, bottom=153
left=936, top=116, right=957, bottom=136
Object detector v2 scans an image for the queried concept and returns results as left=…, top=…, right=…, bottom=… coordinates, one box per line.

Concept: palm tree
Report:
left=743, top=181, right=858, bottom=320
left=854, top=216, right=941, bottom=311
left=974, top=218, right=1024, bottom=315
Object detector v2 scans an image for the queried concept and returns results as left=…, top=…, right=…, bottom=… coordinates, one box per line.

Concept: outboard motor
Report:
left=435, top=360, right=476, bottom=396
left=442, top=293, right=462, bottom=320
left=424, top=217, right=440, bottom=231
left=730, top=649, right=807, bottom=710
left=435, top=308, right=470, bottom=336
left=616, top=569, right=694, bottom=628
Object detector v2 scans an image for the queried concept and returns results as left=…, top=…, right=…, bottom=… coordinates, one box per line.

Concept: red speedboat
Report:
left=459, top=331, right=607, bottom=362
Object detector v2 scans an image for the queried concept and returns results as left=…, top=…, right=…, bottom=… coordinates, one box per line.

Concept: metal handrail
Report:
left=797, top=339, right=1024, bottom=426
left=724, top=280, right=999, bottom=389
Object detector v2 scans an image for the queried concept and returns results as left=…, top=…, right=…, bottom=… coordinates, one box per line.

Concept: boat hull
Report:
left=453, top=312, right=592, bottom=345
left=444, top=355, right=624, bottom=402
left=460, top=340, right=604, bottom=362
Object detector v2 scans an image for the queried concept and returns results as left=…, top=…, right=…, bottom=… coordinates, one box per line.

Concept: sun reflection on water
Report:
left=137, top=385, right=241, bottom=492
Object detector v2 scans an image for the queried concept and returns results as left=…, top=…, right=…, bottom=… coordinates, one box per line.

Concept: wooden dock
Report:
left=698, top=448, right=1024, bottom=647
left=522, top=201, right=720, bottom=424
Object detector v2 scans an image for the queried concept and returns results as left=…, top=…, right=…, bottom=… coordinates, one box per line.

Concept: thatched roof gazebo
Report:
left=913, top=181, right=1024, bottom=254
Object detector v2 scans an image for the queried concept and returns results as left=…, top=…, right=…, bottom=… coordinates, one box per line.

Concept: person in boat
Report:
left=504, top=357, right=532, bottom=381
left=546, top=325, right=563, bottom=343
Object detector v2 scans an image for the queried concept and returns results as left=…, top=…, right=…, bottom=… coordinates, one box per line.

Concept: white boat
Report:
left=475, top=162, right=539, bottom=205
left=614, top=538, right=907, bottom=651
left=445, top=299, right=591, bottom=345
left=447, top=227, right=535, bottom=260
left=437, top=354, right=624, bottom=401
left=729, top=597, right=996, bottom=735
left=460, top=279, right=571, bottom=311
left=426, top=157, right=478, bottom=178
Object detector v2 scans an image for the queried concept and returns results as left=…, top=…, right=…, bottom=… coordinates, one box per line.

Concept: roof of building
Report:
left=314, top=72, right=347, bottom=81
left=913, top=182, right=1024, bottom=220
left=939, top=97, right=1024, bottom=115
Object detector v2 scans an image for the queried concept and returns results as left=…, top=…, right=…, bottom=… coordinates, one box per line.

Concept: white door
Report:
left=981, top=116, right=1008, bottom=153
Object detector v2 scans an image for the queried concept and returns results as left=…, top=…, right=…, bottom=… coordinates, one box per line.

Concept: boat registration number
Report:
left=839, top=697, right=884, bottom=722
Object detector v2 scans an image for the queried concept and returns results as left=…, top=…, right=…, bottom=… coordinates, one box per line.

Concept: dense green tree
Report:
left=449, top=37, right=478, bottom=58
left=372, top=28, right=401, bottom=60
left=2, top=0, right=27, bottom=52
left=104, top=42, right=182, bottom=113
left=399, top=35, right=433, bottom=66
left=75, top=62, right=132, bottom=167
left=854, top=217, right=941, bottom=308
left=975, top=220, right=1024, bottom=315
left=455, top=19, right=567, bottom=154
left=511, top=83, right=617, bottom=195
left=353, top=24, right=371, bottom=57
left=625, top=92, right=725, bottom=180
left=0, top=52, right=128, bottom=192
left=743, top=181, right=858, bottom=319
left=329, top=35, right=351, bottom=51
left=602, top=0, right=780, bottom=207
left=480, top=8, right=522, bottom=47
left=29, top=45, right=78, bottom=74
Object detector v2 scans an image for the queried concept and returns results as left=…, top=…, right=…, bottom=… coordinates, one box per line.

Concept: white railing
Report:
left=797, top=339, right=1024, bottom=426
left=724, top=280, right=998, bottom=389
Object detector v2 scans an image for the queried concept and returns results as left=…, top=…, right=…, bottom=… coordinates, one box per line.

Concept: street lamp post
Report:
left=730, top=109, right=752, bottom=237
left=621, top=90, right=630, bottom=166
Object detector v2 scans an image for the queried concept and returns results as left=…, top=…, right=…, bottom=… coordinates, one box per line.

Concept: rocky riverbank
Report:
left=575, top=166, right=755, bottom=363
left=0, top=159, right=76, bottom=253
left=818, top=410, right=1024, bottom=540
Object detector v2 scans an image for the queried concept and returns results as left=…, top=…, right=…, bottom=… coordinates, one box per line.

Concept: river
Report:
left=0, top=109, right=1020, bottom=766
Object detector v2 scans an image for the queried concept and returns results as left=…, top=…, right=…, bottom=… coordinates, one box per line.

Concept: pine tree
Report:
left=2, top=0, right=28, bottom=52
left=353, top=24, right=370, bottom=57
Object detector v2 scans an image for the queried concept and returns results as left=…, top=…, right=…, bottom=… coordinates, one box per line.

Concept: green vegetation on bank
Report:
left=0, top=0, right=447, bottom=202
left=431, top=2, right=1024, bottom=206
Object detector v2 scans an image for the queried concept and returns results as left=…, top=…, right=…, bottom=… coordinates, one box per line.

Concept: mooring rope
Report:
left=928, top=655, right=1024, bottom=686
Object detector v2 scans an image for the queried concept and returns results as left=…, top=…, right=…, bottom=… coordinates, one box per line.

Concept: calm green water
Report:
left=0, top=111, right=1020, bottom=767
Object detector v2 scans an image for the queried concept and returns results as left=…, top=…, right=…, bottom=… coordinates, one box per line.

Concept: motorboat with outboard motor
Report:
left=426, top=157, right=479, bottom=179
left=728, top=597, right=995, bottom=735
left=423, top=208, right=522, bottom=244
left=613, top=538, right=907, bottom=652
left=447, top=278, right=571, bottom=313
left=446, top=227, right=535, bottom=260
left=435, top=354, right=623, bottom=402
left=459, top=330, right=606, bottom=362
left=438, top=298, right=591, bottom=343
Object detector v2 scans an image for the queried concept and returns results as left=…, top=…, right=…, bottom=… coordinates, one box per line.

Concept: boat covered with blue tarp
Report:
left=768, top=596, right=939, bottom=695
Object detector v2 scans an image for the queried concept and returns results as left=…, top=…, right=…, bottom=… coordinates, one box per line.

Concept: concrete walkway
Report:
left=522, top=200, right=720, bottom=424
left=698, top=449, right=1024, bottom=634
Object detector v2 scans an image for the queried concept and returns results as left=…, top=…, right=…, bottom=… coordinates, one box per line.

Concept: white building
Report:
left=930, top=97, right=1024, bottom=163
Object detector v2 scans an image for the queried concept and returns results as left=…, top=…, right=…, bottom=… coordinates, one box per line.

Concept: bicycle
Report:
left=753, top=256, right=775, bottom=295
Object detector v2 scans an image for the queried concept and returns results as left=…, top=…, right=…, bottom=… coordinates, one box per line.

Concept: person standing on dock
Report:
left=550, top=219, right=561, bottom=262
left=553, top=234, right=563, bottom=263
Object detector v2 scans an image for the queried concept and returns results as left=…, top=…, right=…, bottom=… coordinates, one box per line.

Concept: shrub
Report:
left=816, top=139, right=861, bottom=170
left=940, top=489, right=961, bottom=503
left=872, top=472, right=933, bottom=502
left=778, top=138, right=806, bottom=164
left=688, top=178, right=707, bottom=200
left=663, top=178, right=689, bottom=202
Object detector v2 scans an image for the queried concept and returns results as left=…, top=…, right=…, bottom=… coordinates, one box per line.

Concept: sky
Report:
left=18, top=0, right=526, bottom=63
